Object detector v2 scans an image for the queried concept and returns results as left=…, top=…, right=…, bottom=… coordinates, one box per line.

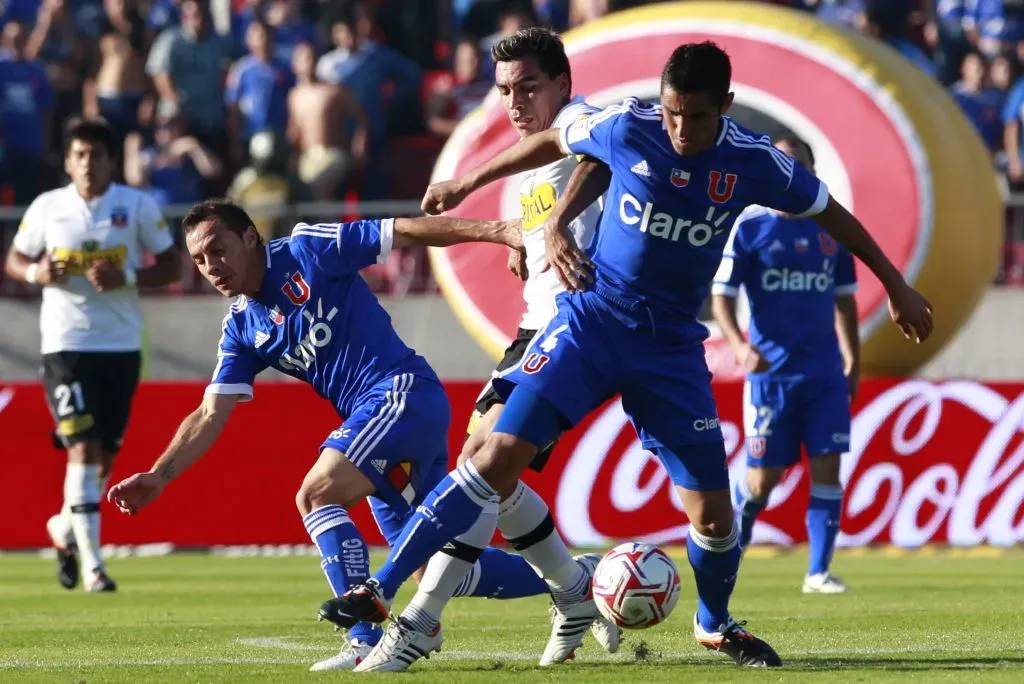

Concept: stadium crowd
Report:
left=1, top=0, right=1022, bottom=295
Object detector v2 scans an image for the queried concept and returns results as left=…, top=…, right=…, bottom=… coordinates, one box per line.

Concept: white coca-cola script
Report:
left=554, top=380, right=1024, bottom=547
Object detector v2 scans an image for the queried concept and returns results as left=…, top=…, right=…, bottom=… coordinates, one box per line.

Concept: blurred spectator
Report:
left=858, top=0, right=937, bottom=77
left=235, top=0, right=319, bottom=64
left=229, top=129, right=307, bottom=241
left=146, top=0, right=235, bottom=191
left=569, top=0, right=609, bottom=28
left=225, top=19, right=294, bottom=166
left=315, top=3, right=421, bottom=196
left=0, top=19, right=54, bottom=203
left=84, top=0, right=151, bottom=160
left=289, top=40, right=367, bottom=200
left=972, top=0, right=1024, bottom=58
left=951, top=50, right=1004, bottom=155
left=533, top=0, right=570, bottom=31
left=123, top=104, right=223, bottom=207
left=990, top=52, right=1021, bottom=95
left=815, top=0, right=866, bottom=27
left=1002, top=62, right=1024, bottom=183
left=26, top=0, right=89, bottom=166
left=426, top=36, right=492, bottom=138
left=147, top=0, right=182, bottom=36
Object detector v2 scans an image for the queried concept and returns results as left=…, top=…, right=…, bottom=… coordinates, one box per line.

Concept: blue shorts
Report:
left=743, top=374, right=851, bottom=468
left=493, top=290, right=726, bottom=489
left=322, top=373, right=451, bottom=538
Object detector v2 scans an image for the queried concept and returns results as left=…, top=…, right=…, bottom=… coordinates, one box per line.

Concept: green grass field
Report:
left=1, top=548, right=1022, bottom=683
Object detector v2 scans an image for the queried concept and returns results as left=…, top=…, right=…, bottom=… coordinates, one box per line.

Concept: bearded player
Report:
left=321, top=42, right=933, bottom=669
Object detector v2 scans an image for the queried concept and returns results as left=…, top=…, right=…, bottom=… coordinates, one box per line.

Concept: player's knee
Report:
left=295, top=473, right=355, bottom=516
left=745, top=467, right=783, bottom=501
left=471, top=434, right=531, bottom=498
left=809, top=453, right=841, bottom=485
left=681, top=488, right=736, bottom=538
left=66, top=440, right=102, bottom=465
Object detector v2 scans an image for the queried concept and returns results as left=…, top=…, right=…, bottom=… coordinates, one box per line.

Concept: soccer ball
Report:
left=591, top=542, right=681, bottom=629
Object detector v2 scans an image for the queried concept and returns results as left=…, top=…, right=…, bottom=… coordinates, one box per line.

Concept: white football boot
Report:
left=539, top=558, right=603, bottom=666
left=802, top=572, right=849, bottom=594
left=353, top=618, right=443, bottom=672
left=309, top=638, right=374, bottom=671
left=574, top=554, right=622, bottom=654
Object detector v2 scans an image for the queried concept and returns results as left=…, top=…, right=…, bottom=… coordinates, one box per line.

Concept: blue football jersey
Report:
left=711, top=206, right=858, bottom=377
left=206, top=219, right=439, bottom=416
left=558, top=97, right=829, bottom=336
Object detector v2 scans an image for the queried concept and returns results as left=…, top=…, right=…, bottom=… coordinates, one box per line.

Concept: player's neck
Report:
left=244, top=247, right=269, bottom=299
left=76, top=182, right=112, bottom=201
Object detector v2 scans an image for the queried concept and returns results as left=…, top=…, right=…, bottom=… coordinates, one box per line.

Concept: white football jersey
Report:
left=516, top=95, right=603, bottom=331
left=12, top=183, right=175, bottom=354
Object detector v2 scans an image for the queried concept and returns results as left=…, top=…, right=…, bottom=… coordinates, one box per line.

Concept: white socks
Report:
left=498, top=481, right=587, bottom=605
left=65, top=463, right=104, bottom=574
left=402, top=500, right=497, bottom=634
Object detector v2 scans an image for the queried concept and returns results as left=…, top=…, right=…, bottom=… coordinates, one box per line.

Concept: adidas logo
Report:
left=371, top=459, right=388, bottom=474
left=254, top=331, right=270, bottom=348
left=630, top=159, right=651, bottom=177
left=768, top=240, right=785, bottom=252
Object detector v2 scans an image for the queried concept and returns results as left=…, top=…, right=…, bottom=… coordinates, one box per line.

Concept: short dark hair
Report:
left=660, top=41, right=732, bottom=106
left=774, top=134, right=815, bottom=167
left=64, top=117, right=116, bottom=157
left=182, top=199, right=260, bottom=242
left=491, top=27, right=571, bottom=92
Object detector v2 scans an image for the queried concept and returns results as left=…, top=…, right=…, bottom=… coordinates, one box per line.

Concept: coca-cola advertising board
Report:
left=0, top=379, right=1021, bottom=549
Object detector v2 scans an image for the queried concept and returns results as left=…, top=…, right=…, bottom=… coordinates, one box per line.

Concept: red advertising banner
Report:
left=1, top=379, right=1022, bottom=549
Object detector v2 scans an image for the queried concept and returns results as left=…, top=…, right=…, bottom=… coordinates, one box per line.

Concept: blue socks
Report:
left=732, top=477, right=767, bottom=550
left=302, top=504, right=381, bottom=645
left=453, top=547, right=548, bottom=599
left=375, top=461, right=499, bottom=600
left=807, top=483, right=843, bottom=576
left=688, top=525, right=741, bottom=633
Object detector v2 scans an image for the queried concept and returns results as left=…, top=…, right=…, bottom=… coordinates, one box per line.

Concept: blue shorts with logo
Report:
left=492, top=289, right=729, bottom=491
left=321, top=372, right=451, bottom=544
left=743, top=373, right=851, bottom=468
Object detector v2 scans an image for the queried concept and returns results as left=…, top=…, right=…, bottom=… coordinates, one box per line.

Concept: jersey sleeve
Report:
left=711, top=213, right=756, bottom=297
left=136, top=192, right=175, bottom=255
left=205, top=311, right=267, bottom=401
left=834, top=246, right=858, bottom=296
left=751, top=141, right=830, bottom=218
left=288, top=219, right=394, bottom=275
left=557, top=98, right=638, bottom=164
left=11, top=195, right=49, bottom=258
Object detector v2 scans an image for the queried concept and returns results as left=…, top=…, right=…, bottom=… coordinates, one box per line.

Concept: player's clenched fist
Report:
left=887, top=282, right=934, bottom=344
left=421, top=180, right=469, bottom=215
left=33, top=251, right=68, bottom=285
left=107, top=472, right=166, bottom=516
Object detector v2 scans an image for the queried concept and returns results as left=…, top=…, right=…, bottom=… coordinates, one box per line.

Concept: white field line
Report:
left=2, top=639, right=1020, bottom=670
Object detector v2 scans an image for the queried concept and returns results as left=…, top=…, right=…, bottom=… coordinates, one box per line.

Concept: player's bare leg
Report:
left=57, top=439, right=115, bottom=592
left=803, top=453, right=847, bottom=593
left=675, top=485, right=781, bottom=667
left=733, top=465, right=785, bottom=551
left=299, top=450, right=383, bottom=671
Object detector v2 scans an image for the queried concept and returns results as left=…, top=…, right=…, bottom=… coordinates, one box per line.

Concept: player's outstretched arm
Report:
left=814, top=197, right=934, bottom=343
left=422, top=129, right=565, bottom=215
left=107, top=393, right=240, bottom=515
left=392, top=216, right=523, bottom=250
left=541, top=157, right=609, bottom=292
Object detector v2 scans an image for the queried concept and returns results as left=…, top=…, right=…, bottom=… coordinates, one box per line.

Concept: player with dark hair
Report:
left=107, top=199, right=564, bottom=671
left=712, top=136, right=858, bottom=593
left=321, top=41, right=933, bottom=669
left=4, top=117, right=180, bottom=593
left=407, top=26, right=620, bottom=672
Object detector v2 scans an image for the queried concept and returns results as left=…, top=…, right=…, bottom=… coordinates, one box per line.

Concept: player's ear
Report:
left=243, top=225, right=261, bottom=249
left=721, top=91, right=735, bottom=115
left=557, top=72, right=570, bottom=100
